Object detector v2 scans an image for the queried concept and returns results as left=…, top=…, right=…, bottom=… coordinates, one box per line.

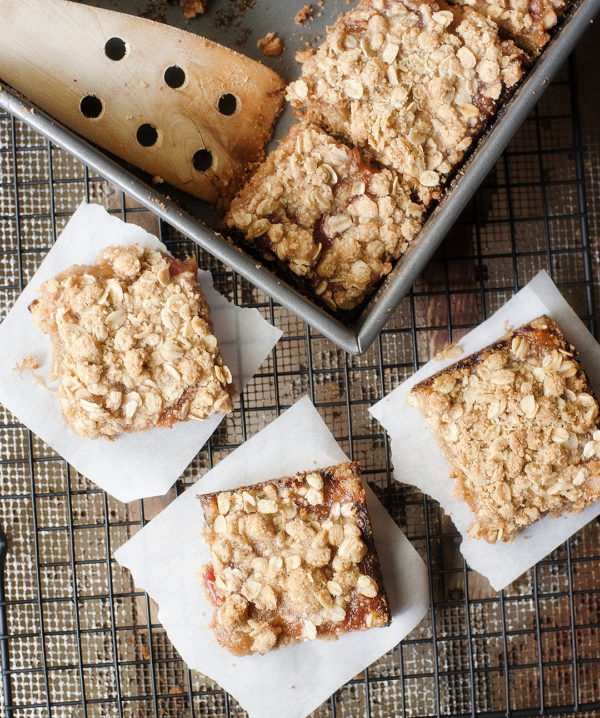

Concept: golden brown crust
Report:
left=407, top=316, right=600, bottom=542
left=29, top=244, right=234, bottom=439
left=198, top=461, right=391, bottom=656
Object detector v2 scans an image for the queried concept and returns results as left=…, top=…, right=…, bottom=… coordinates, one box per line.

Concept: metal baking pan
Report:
left=0, top=0, right=598, bottom=354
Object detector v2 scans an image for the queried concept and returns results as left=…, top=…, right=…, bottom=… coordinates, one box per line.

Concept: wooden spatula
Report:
left=0, top=0, right=285, bottom=207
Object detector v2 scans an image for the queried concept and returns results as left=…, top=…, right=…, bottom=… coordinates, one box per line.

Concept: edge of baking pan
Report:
left=355, top=0, right=600, bottom=353
left=0, top=84, right=361, bottom=354
left=0, top=0, right=598, bottom=356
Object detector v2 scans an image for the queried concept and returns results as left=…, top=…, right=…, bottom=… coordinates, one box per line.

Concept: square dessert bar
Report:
left=407, top=316, right=600, bottom=542
left=198, top=461, right=391, bottom=655
left=29, top=244, right=234, bottom=439
left=223, top=123, right=426, bottom=311
left=450, top=0, right=570, bottom=54
left=287, top=0, right=528, bottom=197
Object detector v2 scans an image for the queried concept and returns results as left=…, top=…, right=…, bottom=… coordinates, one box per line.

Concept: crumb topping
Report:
left=29, top=245, right=234, bottom=439
left=452, top=0, right=560, bottom=53
left=199, top=462, right=390, bottom=655
left=287, top=0, right=527, bottom=193
left=224, top=123, right=425, bottom=311
left=408, top=316, right=600, bottom=541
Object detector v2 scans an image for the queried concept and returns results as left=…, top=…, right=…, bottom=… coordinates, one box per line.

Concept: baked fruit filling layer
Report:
left=224, top=123, right=426, bottom=312
left=29, top=244, right=234, bottom=439
left=287, top=0, right=528, bottom=197
left=198, top=461, right=391, bottom=655
left=407, top=316, right=600, bottom=542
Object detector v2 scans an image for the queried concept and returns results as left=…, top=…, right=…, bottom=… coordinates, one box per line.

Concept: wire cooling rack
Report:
left=1, top=49, right=599, bottom=717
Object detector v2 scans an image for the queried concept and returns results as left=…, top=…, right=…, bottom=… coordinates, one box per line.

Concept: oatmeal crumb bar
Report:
left=29, top=244, right=234, bottom=439
left=198, top=461, right=391, bottom=655
left=449, top=0, right=569, bottom=53
left=407, top=316, right=600, bottom=542
left=287, top=0, right=528, bottom=196
left=223, top=123, right=426, bottom=312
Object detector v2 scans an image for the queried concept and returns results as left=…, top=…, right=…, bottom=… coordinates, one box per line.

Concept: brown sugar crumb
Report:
left=223, top=123, right=426, bottom=312
left=257, top=32, right=284, bottom=57
left=198, top=461, right=391, bottom=656
left=15, top=355, right=40, bottom=372
left=295, top=48, right=316, bottom=63
left=287, top=0, right=528, bottom=197
left=28, top=245, right=234, bottom=439
left=181, top=0, right=208, bottom=18
left=295, top=4, right=314, bottom=24
left=407, top=316, right=600, bottom=542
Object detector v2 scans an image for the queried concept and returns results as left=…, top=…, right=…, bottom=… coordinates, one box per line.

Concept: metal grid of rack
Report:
left=0, top=52, right=599, bottom=717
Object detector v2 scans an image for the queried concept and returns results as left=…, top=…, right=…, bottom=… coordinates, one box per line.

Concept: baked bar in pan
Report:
left=223, top=123, right=426, bottom=312
left=287, top=0, right=528, bottom=198
left=29, top=244, right=234, bottom=439
left=449, top=0, right=570, bottom=54
left=198, top=461, right=391, bottom=655
left=407, top=316, right=600, bottom=542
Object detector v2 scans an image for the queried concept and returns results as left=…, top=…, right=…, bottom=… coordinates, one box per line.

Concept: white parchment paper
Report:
left=115, top=396, right=429, bottom=718
left=370, top=271, right=600, bottom=591
left=0, top=203, right=282, bottom=503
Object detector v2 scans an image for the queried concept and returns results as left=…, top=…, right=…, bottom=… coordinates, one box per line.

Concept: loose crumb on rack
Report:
left=257, top=32, right=284, bottom=57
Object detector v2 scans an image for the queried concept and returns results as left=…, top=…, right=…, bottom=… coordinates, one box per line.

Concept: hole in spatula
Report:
left=218, top=93, right=237, bottom=116
left=193, top=149, right=213, bottom=172
left=164, top=65, right=186, bottom=89
left=137, top=124, right=159, bottom=147
left=104, top=37, right=127, bottom=61
left=80, top=95, right=103, bottom=119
